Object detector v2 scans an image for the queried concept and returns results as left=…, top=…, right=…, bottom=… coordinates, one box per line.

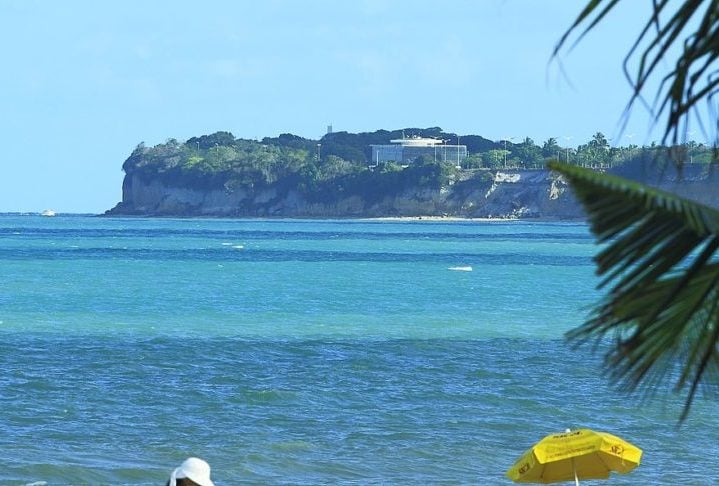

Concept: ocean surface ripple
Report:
left=0, top=216, right=716, bottom=485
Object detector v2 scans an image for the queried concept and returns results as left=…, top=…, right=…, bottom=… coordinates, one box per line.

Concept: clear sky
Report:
left=1, top=0, right=666, bottom=213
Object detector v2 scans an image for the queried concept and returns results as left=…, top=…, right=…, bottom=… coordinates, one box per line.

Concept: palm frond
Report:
left=555, top=0, right=719, bottom=145
left=549, top=161, right=719, bottom=419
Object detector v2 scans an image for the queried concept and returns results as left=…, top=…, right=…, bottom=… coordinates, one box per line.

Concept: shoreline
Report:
left=362, top=215, right=584, bottom=222
left=363, top=215, right=520, bottom=222
left=5, top=211, right=584, bottom=223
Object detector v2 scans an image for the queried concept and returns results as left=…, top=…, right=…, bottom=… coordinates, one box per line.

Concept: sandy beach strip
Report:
left=362, top=215, right=521, bottom=222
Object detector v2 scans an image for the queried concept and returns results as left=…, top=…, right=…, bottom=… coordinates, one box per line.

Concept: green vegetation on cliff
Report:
left=123, top=129, right=466, bottom=203
left=122, top=128, right=718, bottom=203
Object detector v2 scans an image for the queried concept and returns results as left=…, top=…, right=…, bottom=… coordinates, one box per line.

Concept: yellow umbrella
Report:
left=506, top=428, right=642, bottom=485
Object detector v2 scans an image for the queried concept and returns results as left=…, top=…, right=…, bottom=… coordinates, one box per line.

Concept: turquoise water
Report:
left=0, top=216, right=716, bottom=485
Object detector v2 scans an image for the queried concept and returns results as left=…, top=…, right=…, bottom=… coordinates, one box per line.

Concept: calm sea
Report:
left=0, top=215, right=716, bottom=485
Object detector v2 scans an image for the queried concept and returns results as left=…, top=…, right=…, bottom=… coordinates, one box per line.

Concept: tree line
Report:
left=121, top=128, right=717, bottom=198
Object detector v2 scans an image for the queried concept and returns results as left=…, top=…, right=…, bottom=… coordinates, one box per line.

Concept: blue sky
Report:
left=1, top=0, right=666, bottom=213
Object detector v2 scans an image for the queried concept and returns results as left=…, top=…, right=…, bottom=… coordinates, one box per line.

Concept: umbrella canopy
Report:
left=506, top=428, right=642, bottom=484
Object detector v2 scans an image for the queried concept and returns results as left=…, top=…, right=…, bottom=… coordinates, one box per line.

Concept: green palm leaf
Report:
left=555, top=0, right=719, bottom=145
left=549, top=161, right=719, bottom=420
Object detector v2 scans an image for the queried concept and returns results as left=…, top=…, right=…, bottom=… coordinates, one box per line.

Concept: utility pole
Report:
left=563, top=136, right=572, bottom=164
left=456, top=135, right=461, bottom=169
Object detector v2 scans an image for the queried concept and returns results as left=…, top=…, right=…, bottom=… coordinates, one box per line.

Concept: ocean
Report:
left=0, top=215, right=716, bottom=485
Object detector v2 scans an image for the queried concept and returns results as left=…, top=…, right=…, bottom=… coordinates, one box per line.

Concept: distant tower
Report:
left=327, top=125, right=333, bottom=134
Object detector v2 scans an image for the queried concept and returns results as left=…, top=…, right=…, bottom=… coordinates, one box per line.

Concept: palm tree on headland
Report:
left=551, top=1, right=719, bottom=421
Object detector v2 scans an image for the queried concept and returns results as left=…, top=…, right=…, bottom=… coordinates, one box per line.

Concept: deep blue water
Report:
left=0, top=216, right=716, bottom=485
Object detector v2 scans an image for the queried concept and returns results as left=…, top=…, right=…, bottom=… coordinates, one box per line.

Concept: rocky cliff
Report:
left=106, top=164, right=719, bottom=219
left=107, top=169, right=581, bottom=218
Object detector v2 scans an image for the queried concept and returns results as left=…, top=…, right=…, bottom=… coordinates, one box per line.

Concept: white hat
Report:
left=170, top=457, right=215, bottom=486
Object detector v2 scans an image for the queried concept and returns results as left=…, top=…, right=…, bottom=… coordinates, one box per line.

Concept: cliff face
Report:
left=106, top=166, right=719, bottom=219
left=107, top=170, right=587, bottom=218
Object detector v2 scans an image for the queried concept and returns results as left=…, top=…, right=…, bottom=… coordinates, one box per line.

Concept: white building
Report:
left=370, top=136, right=467, bottom=166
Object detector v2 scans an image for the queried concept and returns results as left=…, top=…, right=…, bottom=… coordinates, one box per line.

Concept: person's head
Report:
left=169, top=479, right=201, bottom=486
left=167, top=457, right=214, bottom=486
